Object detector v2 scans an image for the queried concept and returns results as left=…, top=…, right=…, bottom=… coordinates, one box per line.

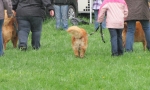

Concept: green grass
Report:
left=0, top=17, right=150, bottom=90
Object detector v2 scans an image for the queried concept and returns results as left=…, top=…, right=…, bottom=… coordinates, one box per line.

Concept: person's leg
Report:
left=140, top=20, right=150, bottom=50
left=17, top=17, right=30, bottom=50
left=108, top=28, right=118, bottom=56
left=125, top=20, right=136, bottom=52
left=30, top=17, right=43, bottom=50
left=102, top=16, right=106, bottom=29
left=0, top=19, right=4, bottom=56
left=94, top=10, right=99, bottom=30
left=117, top=29, right=123, bottom=55
left=61, top=5, right=68, bottom=30
left=53, top=5, right=62, bottom=29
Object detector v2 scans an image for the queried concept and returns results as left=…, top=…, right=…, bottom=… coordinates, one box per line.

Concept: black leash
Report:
left=13, top=17, right=18, bottom=34
left=89, top=23, right=105, bottom=43
left=100, top=23, right=105, bottom=43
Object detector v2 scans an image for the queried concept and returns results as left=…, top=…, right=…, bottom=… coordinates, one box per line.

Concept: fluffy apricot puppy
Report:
left=67, top=26, right=88, bottom=58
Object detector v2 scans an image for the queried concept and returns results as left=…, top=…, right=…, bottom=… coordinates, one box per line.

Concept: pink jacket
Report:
left=97, top=0, right=128, bottom=29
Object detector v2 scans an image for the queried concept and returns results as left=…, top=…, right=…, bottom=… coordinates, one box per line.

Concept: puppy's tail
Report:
left=67, top=26, right=82, bottom=38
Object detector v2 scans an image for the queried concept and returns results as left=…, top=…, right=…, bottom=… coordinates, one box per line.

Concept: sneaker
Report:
left=19, top=46, right=27, bottom=51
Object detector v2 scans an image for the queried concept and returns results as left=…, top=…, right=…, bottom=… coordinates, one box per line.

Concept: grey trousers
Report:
left=17, top=16, right=43, bottom=49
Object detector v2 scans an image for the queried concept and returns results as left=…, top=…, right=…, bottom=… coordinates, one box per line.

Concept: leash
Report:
left=89, top=23, right=105, bottom=43
left=13, top=16, right=18, bottom=34
left=100, top=23, right=105, bottom=43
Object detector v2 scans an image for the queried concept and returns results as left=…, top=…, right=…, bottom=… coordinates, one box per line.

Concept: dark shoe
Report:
left=0, top=52, right=4, bottom=57
left=32, top=46, right=39, bottom=50
left=111, top=53, right=118, bottom=57
left=147, top=48, right=150, bottom=51
left=118, top=53, right=123, bottom=56
left=125, top=49, right=133, bottom=52
left=19, top=46, right=27, bottom=51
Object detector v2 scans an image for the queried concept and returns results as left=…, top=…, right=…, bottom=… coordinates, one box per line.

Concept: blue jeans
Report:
left=109, top=28, right=123, bottom=55
left=17, top=16, right=43, bottom=49
left=54, top=5, right=68, bottom=30
left=94, top=10, right=106, bottom=30
left=125, top=20, right=150, bottom=51
left=0, top=19, right=4, bottom=56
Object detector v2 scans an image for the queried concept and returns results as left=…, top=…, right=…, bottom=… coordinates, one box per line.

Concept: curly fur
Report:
left=2, top=10, right=18, bottom=50
left=122, top=21, right=147, bottom=50
left=67, top=26, right=88, bottom=58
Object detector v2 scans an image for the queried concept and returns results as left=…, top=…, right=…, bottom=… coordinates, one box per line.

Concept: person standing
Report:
left=97, top=0, right=128, bottom=56
left=93, top=0, right=106, bottom=30
left=125, top=0, right=150, bottom=52
left=0, top=0, right=13, bottom=56
left=12, top=0, right=54, bottom=51
left=53, top=0, right=69, bottom=30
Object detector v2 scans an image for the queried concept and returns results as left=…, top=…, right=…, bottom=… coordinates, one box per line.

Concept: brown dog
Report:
left=2, top=10, right=18, bottom=50
left=67, top=26, right=88, bottom=58
left=122, top=21, right=147, bottom=50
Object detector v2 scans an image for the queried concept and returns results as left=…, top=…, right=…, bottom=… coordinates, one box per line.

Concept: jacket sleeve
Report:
left=11, top=0, right=19, bottom=11
left=42, top=0, right=54, bottom=11
left=124, top=4, right=128, bottom=19
left=97, top=4, right=107, bottom=23
left=3, top=0, right=13, bottom=17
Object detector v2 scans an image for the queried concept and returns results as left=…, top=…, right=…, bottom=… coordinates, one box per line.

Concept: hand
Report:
left=12, top=10, right=16, bottom=16
left=50, top=10, right=54, bottom=17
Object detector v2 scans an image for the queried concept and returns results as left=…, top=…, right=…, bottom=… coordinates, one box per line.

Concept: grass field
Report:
left=0, top=17, right=150, bottom=90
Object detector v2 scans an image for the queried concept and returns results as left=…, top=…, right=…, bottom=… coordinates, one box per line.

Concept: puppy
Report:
left=2, top=10, right=18, bottom=50
left=67, top=26, right=88, bottom=58
left=122, top=21, right=147, bottom=50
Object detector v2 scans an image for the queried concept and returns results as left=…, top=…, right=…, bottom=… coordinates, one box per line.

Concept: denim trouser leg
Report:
left=125, top=21, right=136, bottom=51
left=102, top=16, right=106, bottom=29
left=117, top=29, right=123, bottom=54
left=109, top=29, right=118, bottom=54
left=54, top=5, right=62, bottom=29
left=109, top=28, right=123, bottom=55
left=61, top=5, right=68, bottom=30
left=94, top=10, right=106, bottom=30
left=17, top=17, right=30, bottom=48
left=0, top=19, right=4, bottom=55
left=140, top=20, right=150, bottom=50
left=17, top=17, right=42, bottom=49
left=94, top=10, right=99, bottom=30
left=30, top=17, right=43, bottom=49
left=54, top=5, right=68, bottom=30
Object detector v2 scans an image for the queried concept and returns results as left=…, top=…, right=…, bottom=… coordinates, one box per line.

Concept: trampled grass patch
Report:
left=0, top=17, right=150, bottom=90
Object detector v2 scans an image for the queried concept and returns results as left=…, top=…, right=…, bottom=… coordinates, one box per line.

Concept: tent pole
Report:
left=90, top=0, right=92, bottom=23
